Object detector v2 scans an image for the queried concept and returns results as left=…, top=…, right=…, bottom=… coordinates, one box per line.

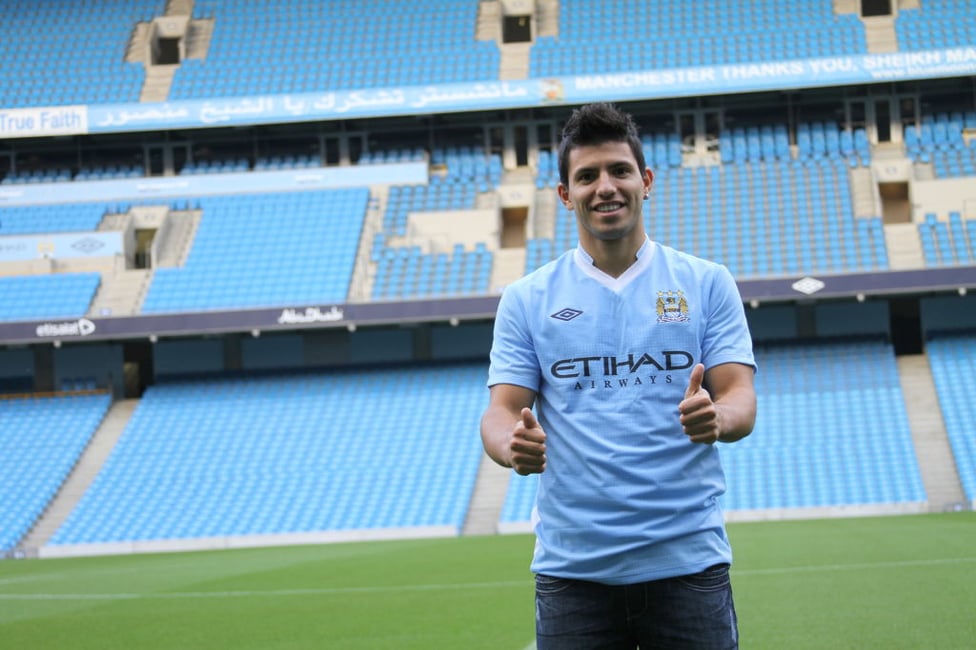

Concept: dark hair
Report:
left=557, top=103, right=646, bottom=187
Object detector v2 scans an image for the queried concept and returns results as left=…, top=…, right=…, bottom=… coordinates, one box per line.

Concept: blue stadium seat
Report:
left=50, top=364, right=486, bottom=544
left=1, top=394, right=111, bottom=552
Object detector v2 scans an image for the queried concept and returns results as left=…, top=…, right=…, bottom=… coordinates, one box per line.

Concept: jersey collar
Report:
left=573, top=236, right=656, bottom=291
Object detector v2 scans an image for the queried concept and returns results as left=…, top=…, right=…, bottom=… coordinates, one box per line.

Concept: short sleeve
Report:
left=701, top=265, right=757, bottom=373
left=487, top=283, right=542, bottom=391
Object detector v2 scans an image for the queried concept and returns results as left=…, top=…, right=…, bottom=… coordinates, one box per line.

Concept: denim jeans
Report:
left=535, top=564, right=738, bottom=649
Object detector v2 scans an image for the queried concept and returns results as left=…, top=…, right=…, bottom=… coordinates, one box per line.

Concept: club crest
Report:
left=656, top=290, right=690, bottom=323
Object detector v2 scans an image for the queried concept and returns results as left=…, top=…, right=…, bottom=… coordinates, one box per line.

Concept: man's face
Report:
left=557, top=140, right=653, bottom=245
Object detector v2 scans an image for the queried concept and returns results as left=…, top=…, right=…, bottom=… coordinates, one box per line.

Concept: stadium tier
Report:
left=896, top=0, right=976, bottom=51
left=0, top=273, right=102, bottom=323
left=0, top=1, right=971, bottom=109
left=48, top=364, right=485, bottom=547
left=530, top=0, right=866, bottom=75
left=0, top=0, right=154, bottom=108
left=927, top=333, right=976, bottom=504
left=142, top=189, right=368, bottom=312
left=171, top=0, right=499, bottom=98
left=0, top=394, right=112, bottom=552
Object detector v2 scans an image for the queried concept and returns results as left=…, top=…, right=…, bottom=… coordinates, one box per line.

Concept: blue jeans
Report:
left=535, top=564, right=738, bottom=649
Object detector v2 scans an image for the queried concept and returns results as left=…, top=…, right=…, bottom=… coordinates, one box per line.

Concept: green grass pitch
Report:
left=1, top=512, right=974, bottom=649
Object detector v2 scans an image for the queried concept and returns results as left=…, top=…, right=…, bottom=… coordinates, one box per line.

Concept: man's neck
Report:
left=583, top=237, right=646, bottom=278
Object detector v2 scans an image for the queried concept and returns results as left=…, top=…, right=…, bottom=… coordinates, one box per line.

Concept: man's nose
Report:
left=596, top=172, right=616, bottom=194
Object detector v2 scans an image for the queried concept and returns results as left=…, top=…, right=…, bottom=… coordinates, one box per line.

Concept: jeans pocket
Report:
left=535, top=573, right=574, bottom=596
left=676, top=563, right=731, bottom=593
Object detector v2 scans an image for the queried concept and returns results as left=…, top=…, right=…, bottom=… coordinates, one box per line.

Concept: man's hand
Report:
left=678, top=363, right=721, bottom=444
left=510, top=407, right=547, bottom=475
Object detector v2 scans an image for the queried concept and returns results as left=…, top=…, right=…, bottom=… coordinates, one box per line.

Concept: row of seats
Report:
left=142, top=189, right=368, bottom=313
left=927, top=332, right=976, bottom=504
left=896, top=2, right=976, bottom=51
left=382, top=182, right=481, bottom=236
left=919, top=211, right=976, bottom=267
left=930, top=145, right=976, bottom=179
left=372, top=243, right=493, bottom=301
left=0, top=393, right=111, bottom=552
left=905, top=112, right=976, bottom=158
left=530, top=0, right=866, bottom=76
left=50, top=363, right=487, bottom=544
left=0, top=203, right=108, bottom=235
left=0, top=0, right=156, bottom=108
left=171, top=1, right=496, bottom=98
left=0, top=273, right=101, bottom=323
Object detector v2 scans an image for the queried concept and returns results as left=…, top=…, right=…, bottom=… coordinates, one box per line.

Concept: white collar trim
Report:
left=573, top=237, right=655, bottom=291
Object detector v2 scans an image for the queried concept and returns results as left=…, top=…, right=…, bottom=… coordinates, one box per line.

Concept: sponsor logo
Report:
left=551, top=307, right=583, bottom=321
left=550, top=350, right=694, bottom=391
left=277, top=306, right=344, bottom=324
left=70, top=237, right=105, bottom=254
left=35, top=318, right=96, bottom=338
left=551, top=351, right=693, bottom=378
left=541, top=78, right=565, bottom=103
left=792, top=276, right=825, bottom=295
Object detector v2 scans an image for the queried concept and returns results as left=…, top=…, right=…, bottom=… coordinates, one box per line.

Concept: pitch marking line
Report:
left=731, top=556, right=976, bottom=576
left=2, top=556, right=974, bottom=602
left=0, top=579, right=531, bottom=601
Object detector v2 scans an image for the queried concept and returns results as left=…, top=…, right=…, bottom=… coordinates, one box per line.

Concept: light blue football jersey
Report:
left=488, top=238, right=756, bottom=585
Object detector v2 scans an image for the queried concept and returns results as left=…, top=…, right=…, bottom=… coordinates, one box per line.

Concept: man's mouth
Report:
left=594, top=202, right=624, bottom=213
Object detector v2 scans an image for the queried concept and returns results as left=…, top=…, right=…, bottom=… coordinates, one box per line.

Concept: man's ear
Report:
left=557, top=183, right=572, bottom=209
left=644, top=168, right=654, bottom=195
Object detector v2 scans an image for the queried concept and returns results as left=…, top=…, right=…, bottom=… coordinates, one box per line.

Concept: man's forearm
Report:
left=716, top=388, right=757, bottom=443
left=480, top=406, right=517, bottom=468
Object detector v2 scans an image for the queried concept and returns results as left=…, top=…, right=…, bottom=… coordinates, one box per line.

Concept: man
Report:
left=481, top=102, right=757, bottom=649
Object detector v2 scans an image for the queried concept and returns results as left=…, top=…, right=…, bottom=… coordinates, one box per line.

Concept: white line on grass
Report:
left=0, top=575, right=60, bottom=586
left=731, top=555, right=976, bottom=577
left=2, top=556, right=974, bottom=602
left=0, top=579, right=531, bottom=601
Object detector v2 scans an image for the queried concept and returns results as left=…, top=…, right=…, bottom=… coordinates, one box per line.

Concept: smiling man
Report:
left=481, top=103, right=758, bottom=649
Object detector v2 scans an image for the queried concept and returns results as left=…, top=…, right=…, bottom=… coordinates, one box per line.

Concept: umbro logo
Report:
left=551, top=308, right=583, bottom=321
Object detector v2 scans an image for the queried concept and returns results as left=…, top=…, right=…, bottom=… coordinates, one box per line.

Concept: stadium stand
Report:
left=49, top=363, right=485, bottom=545
left=371, top=242, right=493, bottom=301
left=530, top=0, right=866, bottom=76
left=918, top=211, right=975, bottom=267
left=926, top=333, right=976, bottom=505
left=0, top=204, right=107, bottom=235
left=723, top=339, right=927, bottom=511
left=141, top=188, right=368, bottom=312
left=0, top=273, right=102, bottom=323
left=0, top=0, right=155, bottom=108
left=170, top=0, right=500, bottom=98
left=0, top=394, right=111, bottom=553
left=895, top=0, right=976, bottom=51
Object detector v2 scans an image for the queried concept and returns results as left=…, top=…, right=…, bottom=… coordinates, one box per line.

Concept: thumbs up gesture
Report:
left=678, top=363, right=721, bottom=444
left=510, top=407, right=547, bottom=475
